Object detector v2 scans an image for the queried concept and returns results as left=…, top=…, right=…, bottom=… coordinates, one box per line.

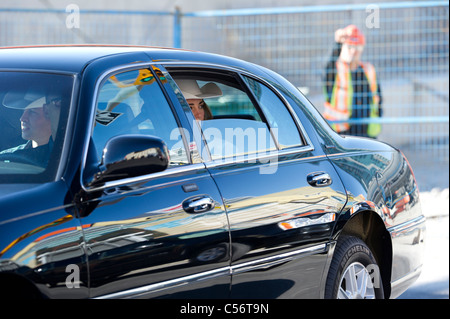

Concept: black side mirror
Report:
left=93, top=135, right=169, bottom=185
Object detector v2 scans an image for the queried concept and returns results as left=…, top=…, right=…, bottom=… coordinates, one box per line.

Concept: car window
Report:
left=92, top=67, right=189, bottom=167
left=170, top=71, right=277, bottom=160
left=0, top=71, right=73, bottom=183
left=242, top=76, right=304, bottom=149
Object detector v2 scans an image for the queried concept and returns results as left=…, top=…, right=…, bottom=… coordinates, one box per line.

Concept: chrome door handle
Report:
left=183, top=195, right=215, bottom=214
left=307, top=172, right=332, bottom=187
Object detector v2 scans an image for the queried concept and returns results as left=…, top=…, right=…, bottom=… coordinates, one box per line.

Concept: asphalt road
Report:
left=397, top=150, right=449, bottom=299
left=398, top=205, right=449, bottom=299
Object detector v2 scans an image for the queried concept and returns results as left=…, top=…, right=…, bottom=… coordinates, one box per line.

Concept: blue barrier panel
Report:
left=180, top=1, right=448, bottom=160
left=330, top=116, right=449, bottom=125
left=183, top=1, right=448, bottom=17
left=0, top=2, right=448, bottom=161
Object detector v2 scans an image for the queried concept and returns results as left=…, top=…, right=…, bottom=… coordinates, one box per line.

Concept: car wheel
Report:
left=325, top=236, right=384, bottom=299
left=196, top=246, right=226, bottom=262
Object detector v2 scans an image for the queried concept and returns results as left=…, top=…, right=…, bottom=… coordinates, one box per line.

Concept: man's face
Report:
left=340, top=43, right=364, bottom=64
left=20, top=106, right=52, bottom=147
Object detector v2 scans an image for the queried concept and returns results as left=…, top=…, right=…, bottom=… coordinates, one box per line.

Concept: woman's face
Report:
left=187, top=98, right=206, bottom=120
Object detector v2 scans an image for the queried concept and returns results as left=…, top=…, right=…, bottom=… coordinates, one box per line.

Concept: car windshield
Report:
left=0, top=71, right=74, bottom=183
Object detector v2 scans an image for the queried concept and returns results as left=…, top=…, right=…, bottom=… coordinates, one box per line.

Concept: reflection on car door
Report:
left=80, top=66, right=230, bottom=299
left=174, top=69, right=348, bottom=298
left=210, top=152, right=347, bottom=298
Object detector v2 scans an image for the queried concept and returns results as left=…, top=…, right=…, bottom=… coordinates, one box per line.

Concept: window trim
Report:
left=168, top=67, right=278, bottom=161
left=163, top=62, right=314, bottom=165
left=239, top=73, right=306, bottom=150
left=56, top=73, right=80, bottom=181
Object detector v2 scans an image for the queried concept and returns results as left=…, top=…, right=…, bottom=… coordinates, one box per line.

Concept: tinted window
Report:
left=170, top=71, right=276, bottom=160
left=92, top=68, right=189, bottom=166
left=0, top=71, right=73, bottom=183
left=243, top=76, right=303, bottom=149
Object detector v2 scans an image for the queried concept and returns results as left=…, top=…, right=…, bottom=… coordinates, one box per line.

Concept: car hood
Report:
left=0, top=183, right=41, bottom=197
left=0, top=181, right=74, bottom=227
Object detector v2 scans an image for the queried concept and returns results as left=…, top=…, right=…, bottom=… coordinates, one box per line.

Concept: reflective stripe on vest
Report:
left=324, top=60, right=381, bottom=136
left=360, top=62, right=381, bottom=137
left=323, top=61, right=352, bottom=132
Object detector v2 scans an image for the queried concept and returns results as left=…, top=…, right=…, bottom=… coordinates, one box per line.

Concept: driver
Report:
left=0, top=96, right=53, bottom=166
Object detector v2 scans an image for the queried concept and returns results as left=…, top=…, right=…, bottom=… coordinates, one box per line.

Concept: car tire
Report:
left=325, top=236, right=384, bottom=299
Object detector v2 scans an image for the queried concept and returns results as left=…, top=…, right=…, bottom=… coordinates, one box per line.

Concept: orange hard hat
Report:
left=344, top=25, right=365, bottom=46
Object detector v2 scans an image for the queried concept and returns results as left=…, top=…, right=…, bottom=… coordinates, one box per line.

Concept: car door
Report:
left=78, top=65, right=231, bottom=299
left=166, top=66, right=348, bottom=298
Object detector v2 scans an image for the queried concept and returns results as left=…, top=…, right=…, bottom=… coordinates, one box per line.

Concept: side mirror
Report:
left=93, top=135, right=169, bottom=185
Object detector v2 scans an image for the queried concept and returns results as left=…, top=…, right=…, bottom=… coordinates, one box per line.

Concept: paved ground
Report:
left=397, top=149, right=449, bottom=299
left=398, top=214, right=449, bottom=299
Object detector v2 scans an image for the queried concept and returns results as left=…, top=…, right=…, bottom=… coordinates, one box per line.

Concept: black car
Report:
left=0, top=45, right=425, bottom=299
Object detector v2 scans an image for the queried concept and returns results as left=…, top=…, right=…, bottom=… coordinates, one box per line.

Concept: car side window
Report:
left=92, top=68, right=189, bottom=166
left=170, top=71, right=277, bottom=160
left=242, top=76, right=304, bottom=149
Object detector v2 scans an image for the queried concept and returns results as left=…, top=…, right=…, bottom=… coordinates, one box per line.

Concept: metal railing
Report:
left=1, top=1, right=448, bottom=161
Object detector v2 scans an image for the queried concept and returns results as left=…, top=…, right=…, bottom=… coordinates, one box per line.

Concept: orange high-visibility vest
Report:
left=324, top=60, right=381, bottom=137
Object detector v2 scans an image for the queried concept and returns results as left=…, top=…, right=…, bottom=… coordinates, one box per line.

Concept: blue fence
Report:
left=1, top=1, right=448, bottom=161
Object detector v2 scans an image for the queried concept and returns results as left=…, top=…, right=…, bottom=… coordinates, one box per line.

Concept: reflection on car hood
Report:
left=0, top=183, right=40, bottom=198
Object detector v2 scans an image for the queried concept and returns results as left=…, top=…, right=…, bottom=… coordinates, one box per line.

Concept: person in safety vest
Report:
left=323, top=25, right=383, bottom=138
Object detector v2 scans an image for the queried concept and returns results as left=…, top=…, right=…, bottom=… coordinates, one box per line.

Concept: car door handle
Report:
left=183, top=195, right=215, bottom=214
left=307, top=172, right=332, bottom=187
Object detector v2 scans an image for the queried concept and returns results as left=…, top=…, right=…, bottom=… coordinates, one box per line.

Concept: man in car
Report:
left=0, top=95, right=54, bottom=166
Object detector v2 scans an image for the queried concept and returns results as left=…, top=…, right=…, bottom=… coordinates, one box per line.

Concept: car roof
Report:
left=0, top=45, right=182, bottom=73
left=0, top=45, right=261, bottom=75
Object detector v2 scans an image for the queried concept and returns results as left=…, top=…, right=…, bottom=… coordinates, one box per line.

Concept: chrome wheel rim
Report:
left=338, top=262, right=376, bottom=299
